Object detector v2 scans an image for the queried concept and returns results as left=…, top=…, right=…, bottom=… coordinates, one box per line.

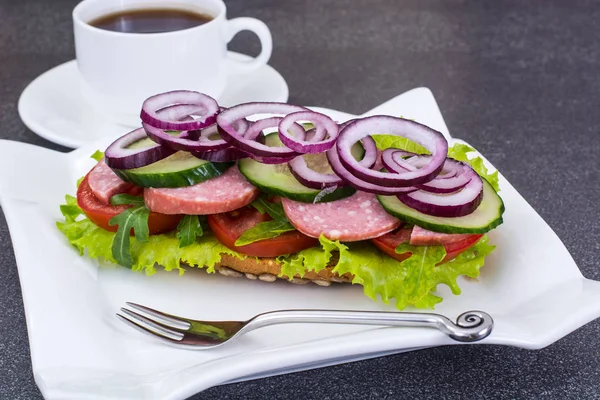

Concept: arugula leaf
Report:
left=234, top=219, right=296, bottom=247
left=448, top=143, right=500, bottom=191
left=250, top=197, right=286, bottom=219
left=110, top=194, right=145, bottom=206
left=250, top=198, right=268, bottom=214
left=176, top=215, right=204, bottom=248
left=108, top=206, right=150, bottom=268
left=239, top=197, right=297, bottom=246
left=91, top=150, right=104, bottom=162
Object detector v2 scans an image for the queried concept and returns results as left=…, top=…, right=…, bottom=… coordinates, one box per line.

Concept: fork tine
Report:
left=119, top=308, right=185, bottom=341
left=125, top=302, right=191, bottom=330
left=116, top=313, right=184, bottom=344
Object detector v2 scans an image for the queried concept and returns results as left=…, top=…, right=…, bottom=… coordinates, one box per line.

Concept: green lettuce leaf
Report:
left=369, top=126, right=499, bottom=192
left=56, top=200, right=118, bottom=264
left=59, top=194, right=83, bottom=223
left=235, top=219, right=295, bottom=246
left=90, top=150, right=104, bottom=162
left=430, top=235, right=495, bottom=295
left=448, top=143, right=500, bottom=191
left=176, top=215, right=204, bottom=248
left=370, top=116, right=425, bottom=153
left=372, top=134, right=428, bottom=154
left=57, top=196, right=495, bottom=310
left=278, top=235, right=340, bottom=278
left=57, top=197, right=244, bottom=275
left=392, top=242, right=447, bottom=308
left=278, top=235, right=494, bottom=310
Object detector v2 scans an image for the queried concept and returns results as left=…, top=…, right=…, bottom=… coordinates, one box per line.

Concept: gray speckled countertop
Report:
left=1, top=0, right=600, bottom=398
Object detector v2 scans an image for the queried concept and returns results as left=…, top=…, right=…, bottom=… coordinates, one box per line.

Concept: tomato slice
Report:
left=77, top=174, right=182, bottom=235
left=371, top=227, right=413, bottom=263
left=371, top=227, right=483, bottom=264
left=207, top=206, right=319, bottom=257
left=442, top=234, right=484, bottom=261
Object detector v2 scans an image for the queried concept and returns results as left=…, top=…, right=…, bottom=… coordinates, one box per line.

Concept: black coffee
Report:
left=89, top=8, right=213, bottom=34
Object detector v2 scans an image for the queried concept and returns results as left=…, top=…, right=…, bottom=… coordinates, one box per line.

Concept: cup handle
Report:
left=226, top=17, right=273, bottom=75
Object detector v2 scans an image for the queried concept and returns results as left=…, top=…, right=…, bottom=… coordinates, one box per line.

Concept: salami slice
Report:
left=144, top=166, right=259, bottom=215
left=87, top=160, right=134, bottom=204
left=410, top=225, right=476, bottom=246
left=282, top=191, right=401, bottom=241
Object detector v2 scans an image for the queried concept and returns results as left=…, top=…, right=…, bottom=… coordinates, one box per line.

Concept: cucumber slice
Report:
left=377, top=179, right=504, bottom=234
left=127, top=137, right=156, bottom=150
left=113, top=151, right=233, bottom=188
left=238, top=134, right=364, bottom=203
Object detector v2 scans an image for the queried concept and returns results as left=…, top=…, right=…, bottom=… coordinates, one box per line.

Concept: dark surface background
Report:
left=1, top=0, right=599, bottom=398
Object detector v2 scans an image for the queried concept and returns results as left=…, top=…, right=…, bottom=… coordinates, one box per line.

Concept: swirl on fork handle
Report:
left=441, top=311, right=494, bottom=342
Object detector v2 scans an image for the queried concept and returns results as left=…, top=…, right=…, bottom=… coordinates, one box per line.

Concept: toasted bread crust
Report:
left=214, top=254, right=353, bottom=284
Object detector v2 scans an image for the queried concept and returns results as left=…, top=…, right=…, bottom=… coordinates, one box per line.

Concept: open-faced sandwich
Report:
left=57, top=91, right=504, bottom=310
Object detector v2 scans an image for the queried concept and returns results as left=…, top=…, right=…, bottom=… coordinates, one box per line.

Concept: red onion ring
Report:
left=383, top=152, right=471, bottom=193
left=381, top=149, right=419, bottom=172
left=104, top=127, right=175, bottom=170
left=141, top=90, right=219, bottom=131
left=197, top=124, right=220, bottom=141
left=336, top=116, right=448, bottom=187
left=187, top=119, right=250, bottom=142
left=235, top=118, right=251, bottom=136
left=155, top=104, right=207, bottom=122
left=278, top=111, right=339, bottom=154
left=248, top=154, right=298, bottom=164
left=326, top=145, right=417, bottom=195
left=358, top=136, right=378, bottom=169
left=412, top=157, right=469, bottom=193
left=338, top=119, right=357, bottom=130
left=216, top=102, right=309, bottom=160
left=304, top=125, right=327, bottom=142
left=143, top=122, right=230, bottom=152
left=192, top=147, right=248, bottom=162
left=397, top=166, right=483, bottom=217
left=385, top=151, right=457, bottom=178
left=288, top=156, right=344, bottom=189
left=289, top=136, right=379, bottom=190
left=244, top=117, right=306, bottom=141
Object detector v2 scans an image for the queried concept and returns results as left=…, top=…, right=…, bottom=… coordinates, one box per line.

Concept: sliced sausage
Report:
left=410, top=225, right=477, bottom=246
left=144, top=166, right=259, bottom=215
left=281, top=191, right=401, bottom=242
left=87, top=160, right=134, bottom=204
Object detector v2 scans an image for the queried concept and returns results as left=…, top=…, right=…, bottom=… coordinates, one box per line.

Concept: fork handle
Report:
left=246, top=309, right=493, bottom=342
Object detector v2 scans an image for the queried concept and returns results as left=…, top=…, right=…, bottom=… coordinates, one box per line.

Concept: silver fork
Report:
left=117, top=302, right=493, bottom=348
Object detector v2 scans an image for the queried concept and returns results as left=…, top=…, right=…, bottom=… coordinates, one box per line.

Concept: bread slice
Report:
left=213, top=254, right=352, bottom=286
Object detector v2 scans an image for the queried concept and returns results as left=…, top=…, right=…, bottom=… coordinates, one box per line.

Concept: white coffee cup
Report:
left=73, top=0, right=272, bottom=127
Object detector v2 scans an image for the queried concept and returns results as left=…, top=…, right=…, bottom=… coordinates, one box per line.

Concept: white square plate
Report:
left=3, top=88, right=600, bottom=400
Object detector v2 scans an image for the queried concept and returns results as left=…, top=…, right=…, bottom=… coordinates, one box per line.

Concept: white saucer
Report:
left=18, top=52, right=289, bottom=148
